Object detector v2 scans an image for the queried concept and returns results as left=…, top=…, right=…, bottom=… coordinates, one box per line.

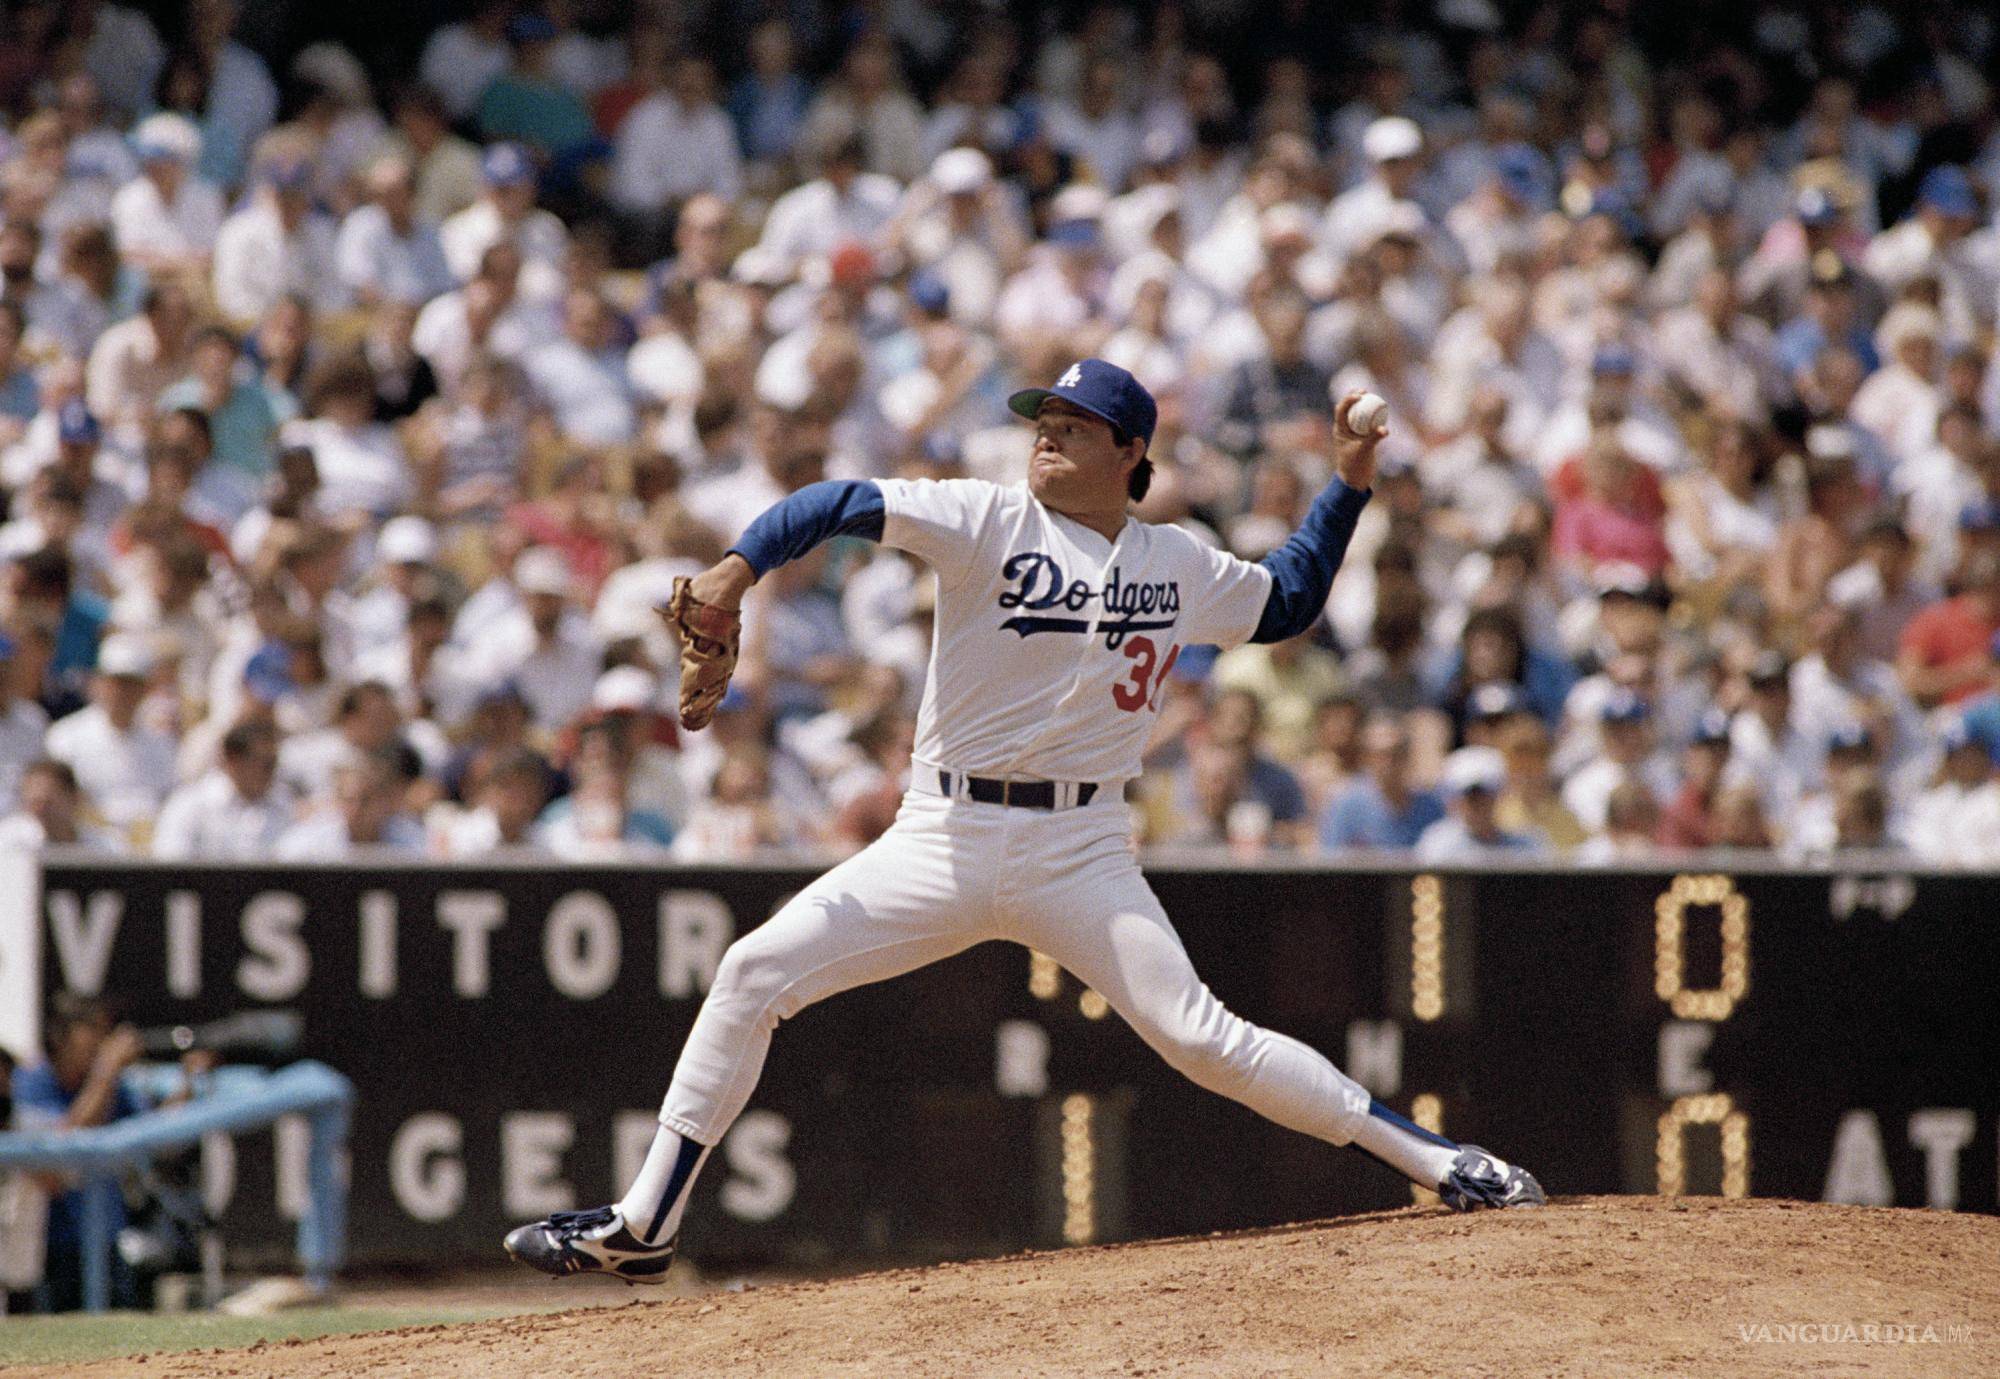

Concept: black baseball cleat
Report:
left=503, top=1206, right=679, bottom=1283
left=1438, top=1146, right=1547, bottom=1211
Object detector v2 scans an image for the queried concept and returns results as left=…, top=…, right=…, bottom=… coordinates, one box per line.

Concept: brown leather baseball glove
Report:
left=661, top=576, right=742, bottom=730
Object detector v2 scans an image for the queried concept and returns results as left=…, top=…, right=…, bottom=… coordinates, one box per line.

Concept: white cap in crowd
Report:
left=931, top=147, right=993, bottom=196
left=592, top=666, right=660, bottom=715
left=1442, top=747, right=1509, bottom=798
left=132, top=113, right=202, bottom=164
left=378, top=516, right=439, bottom=565
left=97, top=634, right=157, bottom=680
left=1363, top=116, right=1424, bottom=163
left=515, top=548, right=578, bottom=600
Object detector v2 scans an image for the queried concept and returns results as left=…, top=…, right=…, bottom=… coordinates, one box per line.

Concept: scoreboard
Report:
left=23, top=857, right=2000, bottom=1265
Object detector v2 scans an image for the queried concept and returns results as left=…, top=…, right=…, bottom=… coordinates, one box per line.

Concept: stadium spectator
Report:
left=1211, top=627, right=1346, bottom=763
left=86, top=282, right=195, bottom=446
left=335, top=157, right=453, bottom=310
left=1154, top=739, right=1256, bottom=849
left=1152, top=691, right=1306, bottom=850
left=670, top=740, right=801, bottom=860
left=418, top=2, right=512, bottom=122
left=158, top=326, right=281, bottom=521
left=274, top=747, right=422, bottom=857
left=1414, top=745, right=1542, bottom=862
left=0, top=758, right=119, bottom=851
left=472, top=14, right=596, bottom=168
left=462, top=545, right=597, bottom=733
left=754, top=131, right=901, bottom=276
left=281, top=355, right=412, bottom=522
left=522, top=289, right=638, bottom=447
left=1575, top=781, right=1663, bottom=864
left=611, top=54, right=742, bottom=249
left=434, top=744, right=550, bottom=857
left=278, top=679, right=403, bottom=803
left=107, top=114, right=221, bottom=280
left=1898, top=549, right=2000, bottom=709
left=1562, top=690, right=1677, bottom=837
left=42, top=634, right=174, bottom=837
left=0, top=632, right=48, bottom=808
left=1658, top=711, right=1736, bottom=850
left=727, top=20, right=811, bottom=174
left=545, top=722, right=675, bottom=859
left=376, top=83, right=484, bottom=226
left=152, top=719, right=291, bottom=859
left=439, top=146, right=569, bottom=299
left=211, top=150, right=340, bottom=328
left=1493, top=714, right=1585, bottom=852
left=1320, top=716, right=1444, bottom=851
left=1824, top=769, right=1903, bottom=858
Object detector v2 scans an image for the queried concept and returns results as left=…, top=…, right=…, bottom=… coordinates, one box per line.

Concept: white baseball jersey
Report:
left=875, top=477, right=1273, bottom=784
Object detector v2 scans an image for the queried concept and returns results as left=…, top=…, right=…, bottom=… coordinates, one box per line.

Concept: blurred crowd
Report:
left=0, top=0, right=1994, bottom=864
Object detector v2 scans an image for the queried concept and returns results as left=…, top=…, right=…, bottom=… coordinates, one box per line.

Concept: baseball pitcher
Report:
left=506, top=359, right=1543, bottom=1283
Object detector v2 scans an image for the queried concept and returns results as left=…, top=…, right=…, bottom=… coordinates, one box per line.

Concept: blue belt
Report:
left=933, top=769, right=1098, bottom=810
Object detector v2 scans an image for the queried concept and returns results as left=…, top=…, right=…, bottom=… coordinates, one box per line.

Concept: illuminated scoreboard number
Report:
left=1023, top=950, right=1118, bottom=1243
left=1407, top=875, right=1444, bottom=1205
left=1653, top=874, right=1751, bottom=1197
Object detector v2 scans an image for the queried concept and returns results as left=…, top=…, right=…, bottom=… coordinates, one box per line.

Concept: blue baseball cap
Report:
left=1692, top=708, right=1733, bottom=747
left=262, top=156, right=314, bottom=191
left=1046, top=218, right=1102, bottom=249
left=57, top=399, right=100, bottom=445
left=1795, top=187, right=1841, bottom=226
left=1959, top=500, right=2000, bottom=533
left=1591, top=343, right=1638, bottom=377
left=1919, top=165, right=1977, bottom=219
left=482, top=143, right=535, bottom=187
left=1492, top=143, right=1550, bottom=208
left=907, top=269, right=950, bottom=315
left=243, top=641, right=295, bottom=704
left=477, top=678, right=529, bottom=710
left=506, top=12, right=558, bottom=44
left=1693, top=176, right=1736, bottom=217
left=1599, top=688, right=1652, bottom=725
left=917, top=432, right=963, bottom=468
left=1008, top=358, right=1157, bottom=446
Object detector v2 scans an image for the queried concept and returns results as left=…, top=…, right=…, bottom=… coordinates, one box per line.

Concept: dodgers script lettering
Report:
left=996, top=552, right=1180, bottom=647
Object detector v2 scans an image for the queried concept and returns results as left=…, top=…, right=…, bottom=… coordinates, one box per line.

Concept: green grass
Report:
left=0, top=1302, right=541, bottom=1366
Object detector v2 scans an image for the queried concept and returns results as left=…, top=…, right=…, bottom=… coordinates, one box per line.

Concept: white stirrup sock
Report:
left=1348, top=1098, right=1461, bottom=1189
left=617, top=1125, right=712, bottom=1244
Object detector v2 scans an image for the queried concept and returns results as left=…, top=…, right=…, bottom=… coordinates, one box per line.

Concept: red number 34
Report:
left=1112, top=636, right=1180, bottom=713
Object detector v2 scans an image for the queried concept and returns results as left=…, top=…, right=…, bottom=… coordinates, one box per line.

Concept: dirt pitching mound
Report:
left=33, top=1197, right=2000, bottom=1378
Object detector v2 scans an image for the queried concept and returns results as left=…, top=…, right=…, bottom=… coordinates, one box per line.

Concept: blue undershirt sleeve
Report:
left=1250, top=477, right=1372, bottom=644
left=727, top=479, right=887, bottom=578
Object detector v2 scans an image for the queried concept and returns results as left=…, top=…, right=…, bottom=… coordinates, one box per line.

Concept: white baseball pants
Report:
left=658, top=787, right=1371, bottom=1148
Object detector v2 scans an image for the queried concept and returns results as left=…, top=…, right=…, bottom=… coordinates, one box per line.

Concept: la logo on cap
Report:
left=1058, top=363, right=1084, bottom=389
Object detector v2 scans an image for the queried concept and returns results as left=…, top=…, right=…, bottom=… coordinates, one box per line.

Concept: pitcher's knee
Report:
left=711, top=937, right=792, bottom=1015
left=1149, top=1022, right=1249, bottom=1092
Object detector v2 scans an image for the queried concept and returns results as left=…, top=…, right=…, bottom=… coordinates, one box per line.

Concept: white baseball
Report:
left=1346, top=392, right=1388, bottom=437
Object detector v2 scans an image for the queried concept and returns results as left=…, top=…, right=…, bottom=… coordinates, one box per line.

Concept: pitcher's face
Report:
left=1029, top=400, right=1138, bottom=513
